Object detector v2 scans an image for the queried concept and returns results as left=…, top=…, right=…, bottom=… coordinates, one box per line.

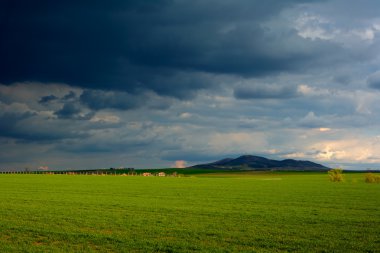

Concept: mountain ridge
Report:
left=191, top=155, right=329, bottom=171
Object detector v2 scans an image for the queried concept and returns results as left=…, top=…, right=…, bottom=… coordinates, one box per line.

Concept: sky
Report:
left=1, top=0, right=380, bottom=170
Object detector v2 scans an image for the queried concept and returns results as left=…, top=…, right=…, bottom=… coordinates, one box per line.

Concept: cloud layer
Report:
left=1, top=0, right=380, bottom=170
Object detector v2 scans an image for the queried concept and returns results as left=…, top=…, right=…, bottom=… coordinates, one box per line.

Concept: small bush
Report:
left=328, top=168, right=344, bottom=182
left=364, top=173, right=380, bottom=183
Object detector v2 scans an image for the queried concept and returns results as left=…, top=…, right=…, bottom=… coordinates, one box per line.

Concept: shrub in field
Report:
left=328, top=168, right=344, bottom=182
left=364, top=173, right=380, bottom=183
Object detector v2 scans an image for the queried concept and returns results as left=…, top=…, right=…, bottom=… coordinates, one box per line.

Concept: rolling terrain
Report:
left=192, top=155, right=330, bottom=171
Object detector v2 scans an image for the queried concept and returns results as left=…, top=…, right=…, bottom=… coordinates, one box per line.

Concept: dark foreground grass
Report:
left=0, top=173, right=379, bottom=252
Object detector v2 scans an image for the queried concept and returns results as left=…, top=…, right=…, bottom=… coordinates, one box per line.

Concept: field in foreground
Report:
left=0, top=172, right=379, bottom=252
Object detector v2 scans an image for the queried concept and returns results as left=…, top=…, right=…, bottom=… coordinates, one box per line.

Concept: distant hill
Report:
left=191, top=155, right=329, bottom=171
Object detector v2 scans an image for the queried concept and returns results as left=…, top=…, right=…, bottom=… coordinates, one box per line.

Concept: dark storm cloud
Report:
left=1, top=0, right=332, bottom=98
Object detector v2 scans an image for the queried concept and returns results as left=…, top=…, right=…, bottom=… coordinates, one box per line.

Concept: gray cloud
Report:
left=367, top=71, right=380, bottom=89
left=234, top=84, right=299, bottom=99
left=54, top=102, right=94, bottom=120
left=161, top=151, right=239, bottom=163
left=39, top=95, right=58, bottom=104
left=62, top=91, right=77, bottom=101
left=298, top=111, right=328, bottom=128
left=55, top=102, right=80, bottom=118
left=79, top=89, right=177, bottom=111
left=333, top=75, right=352, bottom=85
left=0, top=111, right=36, bottom=138
left=0, top=112, right=87, bottom=141
left=80, top=90, right=141, bottom=111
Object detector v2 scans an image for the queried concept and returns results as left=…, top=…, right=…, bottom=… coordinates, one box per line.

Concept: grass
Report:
left=0, top=172, right=379, bottom=252
left=66, top=168, right=242, bottom=176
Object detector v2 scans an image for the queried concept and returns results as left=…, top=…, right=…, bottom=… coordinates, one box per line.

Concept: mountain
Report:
left=191, top=155, right=329, bottom=171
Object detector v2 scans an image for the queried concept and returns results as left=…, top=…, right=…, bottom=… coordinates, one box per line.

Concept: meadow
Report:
left=0, top=172, right=379, bottom=252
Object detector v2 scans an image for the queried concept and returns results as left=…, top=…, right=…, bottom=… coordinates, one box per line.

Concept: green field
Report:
left=0, top=172, right=379, bottom=252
